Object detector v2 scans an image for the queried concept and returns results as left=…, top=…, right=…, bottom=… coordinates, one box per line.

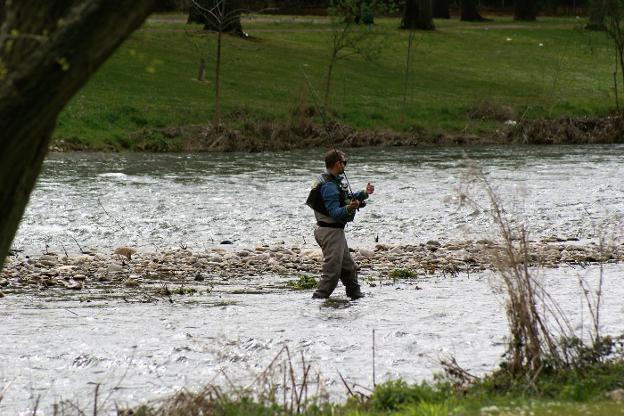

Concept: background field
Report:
left=54, top=14, right=615, bottom=149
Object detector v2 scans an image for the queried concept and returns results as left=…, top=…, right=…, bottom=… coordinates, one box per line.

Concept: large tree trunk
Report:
left=586, top=0, right=607, bottom=30
left=514, top=0, right=537, bottom=20
left=461, top=0, right=487, bottom=21
left=0, top=0, right=156, bottom=269
left=188, top=0, right=245, bottom=36
left=433, top=0, right=451, bottom=19
left=401, top=0, right=435, bottom=30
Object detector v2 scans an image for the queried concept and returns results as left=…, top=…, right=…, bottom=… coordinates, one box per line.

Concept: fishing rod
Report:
left=346, top=174, right=366, bottom=208
left=301, top=67, right=366, bottom=210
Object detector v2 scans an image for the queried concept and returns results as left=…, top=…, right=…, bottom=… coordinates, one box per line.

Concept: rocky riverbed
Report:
left=1, top=237, right=621, bottom=297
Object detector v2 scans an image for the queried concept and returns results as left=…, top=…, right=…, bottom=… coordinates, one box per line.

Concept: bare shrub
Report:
left=467, top=99, right=516, bottom=122
left=509, top=114, right=624, bottom=145
left=457, top=163, right=574, bottom=379
left=455, top=161, right=623, bottom=385
left=288, top=81, right=314, bottom=122
left=440, top=355, right=478, bottom=390
left=566, top=212, right=624, bottom=368
left=117, top=346, right=328, bottom=415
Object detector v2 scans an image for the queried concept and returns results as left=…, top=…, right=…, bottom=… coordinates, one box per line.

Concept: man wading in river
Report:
left=306, top=150, right=375, bottom=300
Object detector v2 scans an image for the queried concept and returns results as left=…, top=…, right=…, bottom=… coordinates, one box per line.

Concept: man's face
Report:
left=336, top=157, right=347, bottom=174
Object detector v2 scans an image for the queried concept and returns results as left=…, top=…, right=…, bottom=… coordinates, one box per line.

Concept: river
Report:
left=2, top=145, right=623, bottom=414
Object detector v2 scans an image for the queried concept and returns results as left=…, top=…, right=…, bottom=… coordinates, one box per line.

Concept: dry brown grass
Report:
left=467, top=99, right=516, bottom=122
left=454, top=161, right=623, bottom=388
left=457, top=163, right=575, bottom=379
left=116, top=346, right=328, bottom=416
left=509, top=114, right=624, bottom=145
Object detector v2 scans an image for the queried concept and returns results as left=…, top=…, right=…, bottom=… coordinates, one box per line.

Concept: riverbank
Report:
left=124, top=378, right=624, bottom=415
left=53, top=14, right=620, bottom=151
left=50, top=114, right=624, bottom=152
left=2, top=238, right=621, bottom=296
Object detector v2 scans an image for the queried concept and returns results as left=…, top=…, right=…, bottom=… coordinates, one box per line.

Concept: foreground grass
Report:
left=55, top=14, right=616, bottom=150
left=126, top=361, right=624, bottom=415
left=131, top=399, right=624, bottom=416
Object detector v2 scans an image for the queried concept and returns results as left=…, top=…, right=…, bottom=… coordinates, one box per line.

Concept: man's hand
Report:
left=366, top=182, right=375, bottom=195
left=347, top=199, right=360, bottom=214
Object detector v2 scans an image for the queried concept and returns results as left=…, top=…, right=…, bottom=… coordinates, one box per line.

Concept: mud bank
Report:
left=50, top=115, right=624, bottom=153
left=2, top=238, right=621, bottom=295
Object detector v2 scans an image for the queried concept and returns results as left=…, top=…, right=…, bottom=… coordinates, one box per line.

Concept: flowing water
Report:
left=2, top=145, right=624, bottom=414
left=11, top=145, right=624, bottom=253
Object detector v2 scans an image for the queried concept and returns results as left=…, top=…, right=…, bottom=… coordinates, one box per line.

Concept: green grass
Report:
left=126, top=374, right=624, bottom=415
left=355, top=363, right=624, bottom=415
left=131, top=401, right=624, bottom=415
left=118, top=339, right=624, bottom=415
left=172, top=285, right=197, bottom=295
left=286, top=274, right=318, bottom=289
left=388, top=268, right=418, bottom=279
left=54, top=13, right=617, bottom=149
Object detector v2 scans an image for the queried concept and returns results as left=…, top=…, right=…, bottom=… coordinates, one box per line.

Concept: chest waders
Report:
left=305, top=173, right=351, bottom=217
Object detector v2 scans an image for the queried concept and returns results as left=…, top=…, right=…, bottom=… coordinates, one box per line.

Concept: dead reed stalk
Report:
left=458, top=162, right=574, bottom=378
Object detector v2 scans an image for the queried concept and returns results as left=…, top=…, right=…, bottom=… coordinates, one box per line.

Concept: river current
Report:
left=11, top=145, right=624, bottom=253
left=2, top=145, right=624, bottom=414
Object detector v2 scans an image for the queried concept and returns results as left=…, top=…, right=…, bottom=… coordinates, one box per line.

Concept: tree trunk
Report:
left=586, top=0, right=606, bottom=31
left=324, top=55, right=336, bottom=109
left=514, top=0, right=537, bottom=21
left=401, top=0, right=435, bottom=30
left=198, top=58, right=207, bottom=81
left=0, top=0, right=5, bottom=25
left=188, top=0, right=245, bottom=37
left=461, top=0, right=487, bottom=21
left=214, top=30, right=222, bottom=126
left=0, top=0, right=156, bottom=269
left=403, top=30, right=416, bottom=106
left=188, top=3, right=204, bottom=23
left=433, top=0, right=451, bottom=19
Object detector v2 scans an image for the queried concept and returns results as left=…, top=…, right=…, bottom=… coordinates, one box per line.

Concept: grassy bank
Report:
left=54, top=14, right=618, bottom=151
left=125, top=360, right=624, bottom=415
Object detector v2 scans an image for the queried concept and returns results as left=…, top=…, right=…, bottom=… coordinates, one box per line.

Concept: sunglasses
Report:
left=340, top=160, right=348, bottom=166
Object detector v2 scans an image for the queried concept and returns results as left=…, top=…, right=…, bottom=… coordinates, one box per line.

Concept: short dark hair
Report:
left=325, top=149, right=345, bottom=168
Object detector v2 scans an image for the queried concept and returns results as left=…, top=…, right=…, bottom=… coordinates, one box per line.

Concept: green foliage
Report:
left=473, top=339, right=624, bottom=401
left=123, top=368, right=624, bottom=415
left=172, top=285, right=197, bottom=295
left=129, top=394, right=286, bottom=416
left=53, top=15, right=616, bottom=149
left=388, top=268, right=418, bottom=279
left=368, top=380, right=451, bottom=410
left=402, top=402, right=450, bottom=416
left=156, top=284, right=197, bottom=296
left=286, top=274, right=318, bottom=290
left=560, top=335, right=624, bottom=370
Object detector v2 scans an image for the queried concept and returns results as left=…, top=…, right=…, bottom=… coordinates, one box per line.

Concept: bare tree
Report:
left=604, top=0, right=624, bottom=111
left=0, top=0, right=156, bottom=269
left=323, top=0, right=387, bottom=109
left=403, top=30, right=417, bottom=107
left=190, top=0, right=248, bottom=126
left=188, top=0, right=245, bottom=37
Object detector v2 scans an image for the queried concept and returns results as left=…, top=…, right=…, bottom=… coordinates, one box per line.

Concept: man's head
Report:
left=325, top=149, right=347, bottom=175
